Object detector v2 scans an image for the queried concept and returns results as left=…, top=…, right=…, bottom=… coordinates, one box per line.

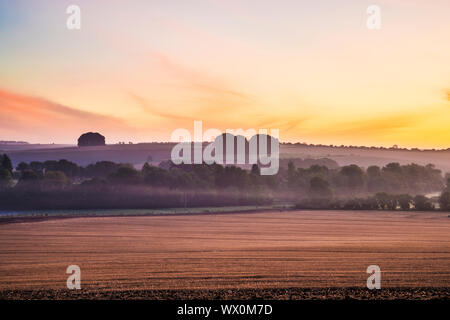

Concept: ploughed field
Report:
left=0, top=210, right=449, bottom=299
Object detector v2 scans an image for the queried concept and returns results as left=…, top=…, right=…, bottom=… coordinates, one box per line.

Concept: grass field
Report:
left=0, top=210, right=449, bottom=298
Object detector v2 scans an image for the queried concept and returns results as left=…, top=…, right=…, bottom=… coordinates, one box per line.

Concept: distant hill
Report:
left=3, top=142, right=450, bottom=174
left=0, top=143, right=73, bottom=152
left=0, top=141, right=29, bottom=145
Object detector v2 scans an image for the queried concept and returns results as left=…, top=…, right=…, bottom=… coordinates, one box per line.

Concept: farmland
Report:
left=0, top=210, right=449, bottom=299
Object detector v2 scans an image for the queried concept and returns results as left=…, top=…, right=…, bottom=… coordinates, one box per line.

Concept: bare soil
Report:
left=0, top=210, right=449, bottom=299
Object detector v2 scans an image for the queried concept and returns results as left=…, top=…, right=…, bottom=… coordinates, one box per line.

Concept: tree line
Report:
left=0, top=153, right=449, bottom=211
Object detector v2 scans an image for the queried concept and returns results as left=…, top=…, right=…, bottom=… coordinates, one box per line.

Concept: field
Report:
left=0, top=210, right=449, bottom=299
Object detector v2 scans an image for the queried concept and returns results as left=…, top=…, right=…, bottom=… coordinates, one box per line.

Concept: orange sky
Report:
left=0, top=0, right=449, bottom=148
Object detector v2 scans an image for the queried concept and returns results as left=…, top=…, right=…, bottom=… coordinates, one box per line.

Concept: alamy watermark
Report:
left=366, top=5, right=381, bottom=30
left=66, top=265, right=81, bottom=289
left=366, top=265, right=381, bottom=289
left=170, top=121, right=279, bottom=175
left=66, top=5, right=81, bottom=30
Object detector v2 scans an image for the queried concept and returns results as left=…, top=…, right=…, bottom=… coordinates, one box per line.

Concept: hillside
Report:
left=2, top=143, right=450, bottom=173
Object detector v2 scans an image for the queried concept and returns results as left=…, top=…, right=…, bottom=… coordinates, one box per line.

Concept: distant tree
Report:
left=0, top=154, right=13, bottom=173
left=383, top=162, right=402, bottom=174
left=142, top=163, right=172, bottom=187
left=251, top=164, right=261, bottom=176
left=396, top=194, right=413, bottom=210
left=445, top=176, right=450, bottom=192
left=413, top=195, right=434, bottom=211
left=85, top=161, right=120, bottom=178
left=367, top=165, right=381, bottom=178
left=308, top=176, right=333, bottom=200
left=287, top=161, right=296, bottom=187
left=340, top=164, right=364, bottom=190
left=213, top=165, right=249, bottom=189
left=16, top=162, right=30, bottom=173
left=438, top=191, right=450, bottom=211
left=30, top=161, right=44, bottom=174
left=142, top=162, right=152, bottom=174
left=42, top=171, right=70, bottom=189
left=77, top=132, right=106, bottom=147
left=43, top=160, right=59, bottom=172
left=0, top=168, right=12, bottom=188
left=108, top=166, right=140, bottom=184
left=19, top=170, right=41, bottom=183
left=248, top=164, right=264, bottom=189
left=309, top=165, right=329, bottom=176
left=56, top=159, right=80, bottom=177
left=379, top=163, right=406, bottom=192
left=375, top=192, right=396, bottom=210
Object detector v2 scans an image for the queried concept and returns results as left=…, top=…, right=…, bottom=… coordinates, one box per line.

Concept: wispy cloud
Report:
left=0, top=88, right=134, bottom=143
left=129, top=92, right=195, bottom=122
left=318, top=112, right=432, bottom=138
left=128, top=52, right=256, bottom=127
left=150, top=52, right=251, bottom=101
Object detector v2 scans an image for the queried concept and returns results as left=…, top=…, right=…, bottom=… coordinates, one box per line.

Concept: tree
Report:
left=413, top=195, right=434, bottom=211
left=287, top=161, right=296, bottom=187
left=0, top=154, right=13, bottom=173
left=142, top=163, right=172, bottom=187
left=85, top=161, right=120, bottom=178
left=0, top=168, right=12, bottom=188
left=375, top=192, right=396, bottom=210
left=16, top=162, right=30, bottom=173
left=56, top=159, right=80, bottom=177
left=43, top=160, right=59, bottom=171
left=366, top=165, right=386, bottom=193
left=439, top=191, right=450, bottom=211
left=16, top=169, right=42, bottom=191
left=19, top=170, right=41, bottom=183
left=383, top=162, right=402, bottom=174
left=308, top=176, right=333, bottom=200
left=367, top=165, right=381, bottom=178
left=445, top=177, right=450, bottom=192
left=396, top=194, right=412, bottom=210
left=77, top=132, right=105, bottom=147
left=251, top=164, right=261, bottom=176
left=215, top=166, right=249, bottom=189
left=340, top=164, right=364, bottom=190
left=108, top=166, right=140, bottom=184
left=42, top=171, right=70, bottom=189
left=30, top=161, right=44, bottom=174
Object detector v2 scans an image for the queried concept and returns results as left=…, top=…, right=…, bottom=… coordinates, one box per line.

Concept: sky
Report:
left=0, top=0, right=449, bottom=148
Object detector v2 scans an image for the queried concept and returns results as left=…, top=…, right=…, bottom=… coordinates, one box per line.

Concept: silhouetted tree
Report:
left=16, top=162, right=30, bottom=173
left=340, top=164, right=364, bottom=191
left=308, top=176, right=333, bottom=200
left=0, top=168, right=12, bottom=189
left=30, top=161, right=44, bottom=174
left=375, top=192, right=396, bottom=210
left=85, top=161, right=120, bottom=178
left=396, top=194, right=412, bottom=210
left=0, top=154, right=13, bottom=173
left=287, top=161, right=296, bottom=188
left=251, top=164, right=261, bottom=176
left=439, top=191, right=450, bottom=211
left=108, top=166, right=141, bottom=184
left=78, top=132, right=106, bottom=147
left=367, top=165, right=381, bottom=178
left=142, top=163, right=172, bottom=187
left=413, top=195, right=434, bottom=211
left=42, top=171, right=70, bottom=189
